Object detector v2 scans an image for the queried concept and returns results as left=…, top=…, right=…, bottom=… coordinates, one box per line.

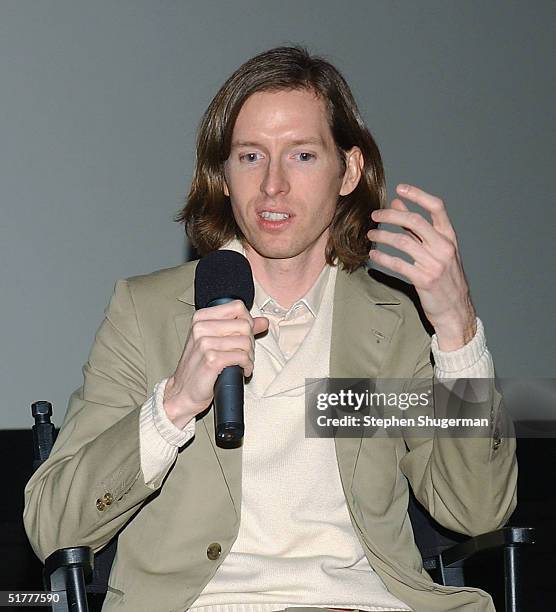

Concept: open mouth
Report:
left=259, top=211, right=291, bottom=221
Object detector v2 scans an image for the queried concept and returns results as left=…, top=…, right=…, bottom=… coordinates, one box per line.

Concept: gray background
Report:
left=1, top=0, right=554, bottom=428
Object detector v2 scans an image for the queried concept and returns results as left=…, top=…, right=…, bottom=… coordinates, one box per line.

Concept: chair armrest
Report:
left=441, top=526, right=536, bottom=567
left=44, top=546, right=93, bottom=612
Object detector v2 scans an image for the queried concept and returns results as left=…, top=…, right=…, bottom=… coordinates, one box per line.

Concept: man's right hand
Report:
left=163, top=300, right=269, bottom=429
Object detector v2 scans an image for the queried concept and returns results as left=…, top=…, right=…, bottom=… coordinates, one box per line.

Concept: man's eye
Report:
left=239, top=153, right=262, bottom=163
left=296, top=152, right=315, bottom=161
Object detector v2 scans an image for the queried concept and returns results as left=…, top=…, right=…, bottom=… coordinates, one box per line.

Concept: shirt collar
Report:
left=220, top=237, right=331, bottom=318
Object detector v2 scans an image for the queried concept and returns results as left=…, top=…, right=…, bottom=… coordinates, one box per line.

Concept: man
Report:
left=24, top=46, right=516, bottom=612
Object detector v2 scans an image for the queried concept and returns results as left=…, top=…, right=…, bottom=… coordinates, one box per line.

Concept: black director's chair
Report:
left=31, top=401, right=535, bottom=612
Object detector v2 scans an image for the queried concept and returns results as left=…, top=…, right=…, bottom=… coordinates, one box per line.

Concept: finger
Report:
left=368, top=249, right=429, bottom=287
left=396, top=184, right=454, bottom=236
left=391, top=198, right=408, bottom=211
left=372, top=208, right=438, bottom=245
left=391, top=198, right=421, bottom=242
left=194, top=299, right=252, bottom=322
left=367, top=228, right=438, bottom=268
left=204, top=349, right=254, bottom=377
left=193, top=318, right=253, bottom=339
left=253, top=316, right=270, bottom=335
left=198, top=335, right=254, bottom=358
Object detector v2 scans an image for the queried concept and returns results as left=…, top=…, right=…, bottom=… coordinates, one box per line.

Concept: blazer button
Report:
left=493, top=436, right=502, bottom=451
left=206, top=542, right=222, bottom=560
left=103, top=493, right=113, bottom=506
left=96, top=498, right=106, bottom=512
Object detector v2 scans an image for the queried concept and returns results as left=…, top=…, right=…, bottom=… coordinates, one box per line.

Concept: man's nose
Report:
left=260, top=159, right=289, bottom=197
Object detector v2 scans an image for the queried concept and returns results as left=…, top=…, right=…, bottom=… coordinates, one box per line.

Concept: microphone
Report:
left=194, top=250, right=255, bottom=448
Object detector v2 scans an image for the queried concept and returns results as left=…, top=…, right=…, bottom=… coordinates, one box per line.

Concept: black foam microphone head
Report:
left=194, top=250, right=255, bottom=310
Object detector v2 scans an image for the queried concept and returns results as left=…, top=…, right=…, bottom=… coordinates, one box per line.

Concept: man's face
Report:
left=223, top=88, right=361, bottom=264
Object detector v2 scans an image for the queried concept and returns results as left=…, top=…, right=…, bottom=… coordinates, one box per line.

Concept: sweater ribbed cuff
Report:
left=431, top=317, right=492, bottom=377
left=139, top=378, right=196, bottom=487
left=152, top=378, right=196, bottom=446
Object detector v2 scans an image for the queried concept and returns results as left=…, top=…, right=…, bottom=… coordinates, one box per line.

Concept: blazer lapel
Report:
left=330, top=266, right=403, bottom=495
left=200, top=405, right=243, bottom=519
left=330, top=266, right=402, bottom=379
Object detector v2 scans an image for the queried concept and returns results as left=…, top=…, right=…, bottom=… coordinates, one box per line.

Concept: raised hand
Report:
left=368, top=183, right=476, bottom=351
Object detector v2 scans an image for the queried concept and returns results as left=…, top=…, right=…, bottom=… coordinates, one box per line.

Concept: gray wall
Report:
left=1, top=0, right=554, bottom=428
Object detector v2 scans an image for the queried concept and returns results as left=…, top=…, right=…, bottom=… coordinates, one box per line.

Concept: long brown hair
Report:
left=176, top=45, right=385, bottom=272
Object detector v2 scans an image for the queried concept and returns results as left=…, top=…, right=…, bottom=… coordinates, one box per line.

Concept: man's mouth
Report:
left=259, top=211, right=291, bottom=221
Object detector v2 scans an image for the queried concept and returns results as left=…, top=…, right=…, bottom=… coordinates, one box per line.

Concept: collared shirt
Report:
left=222, top=237, right=330, bottom=362
left=254, top=265, right=330, bottom=361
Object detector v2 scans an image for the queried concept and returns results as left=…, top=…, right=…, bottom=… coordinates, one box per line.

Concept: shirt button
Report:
left=273, top=308, right=281, bottom=314
left=206, top=542, right=222, bottom=560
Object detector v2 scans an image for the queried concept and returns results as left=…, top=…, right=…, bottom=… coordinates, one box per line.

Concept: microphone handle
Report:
left=214, top=365, right=245, bottom=447
left=206, top=296, right=246, bottom=448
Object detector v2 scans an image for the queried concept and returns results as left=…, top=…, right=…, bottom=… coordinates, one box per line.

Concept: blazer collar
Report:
left=330, top=264, right=402, bottom=377
left=177, top=261, right=197, bottom=306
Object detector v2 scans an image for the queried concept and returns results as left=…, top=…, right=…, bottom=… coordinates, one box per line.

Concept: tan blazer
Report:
left=23, top=261, right=517, bottom=612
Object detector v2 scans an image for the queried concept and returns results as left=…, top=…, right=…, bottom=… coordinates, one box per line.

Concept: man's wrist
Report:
left=163, top=376, right=201, bottom=430
left=431, top=316, right=488, bottom=372
left=433, top=307, right=477, bottom=351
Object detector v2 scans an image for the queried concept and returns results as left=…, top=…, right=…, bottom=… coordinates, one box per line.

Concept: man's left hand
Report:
left=367, top=183, right=476, bottom=351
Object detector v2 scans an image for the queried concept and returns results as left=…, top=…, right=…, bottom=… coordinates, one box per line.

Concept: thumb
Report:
left=253, top=316, right=270, bottom=335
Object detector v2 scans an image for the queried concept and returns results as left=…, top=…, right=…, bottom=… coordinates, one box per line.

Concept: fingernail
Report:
left=398, top=184, right=409, bottom=193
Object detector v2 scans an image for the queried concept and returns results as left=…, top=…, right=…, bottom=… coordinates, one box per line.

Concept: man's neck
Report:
left=244, top=244, right=328, bottom=310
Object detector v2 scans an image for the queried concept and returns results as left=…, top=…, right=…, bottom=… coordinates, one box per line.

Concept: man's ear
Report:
left=339, top=147, right=363, bottom=196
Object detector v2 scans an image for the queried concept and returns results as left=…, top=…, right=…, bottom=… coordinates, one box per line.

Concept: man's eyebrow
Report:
left=230, top=137, right=325, bottom=149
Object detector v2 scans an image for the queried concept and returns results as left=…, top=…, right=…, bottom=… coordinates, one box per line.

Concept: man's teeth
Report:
left=260, top=211, right=290, bottom=220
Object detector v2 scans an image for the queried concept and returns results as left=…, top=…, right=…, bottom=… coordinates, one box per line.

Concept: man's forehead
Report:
left=230, top=89, right=333, bottom=146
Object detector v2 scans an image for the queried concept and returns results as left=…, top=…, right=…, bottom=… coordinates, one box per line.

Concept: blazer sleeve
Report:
left=23, top=279, right=164, bottom=561
left=398, top=328, right=518, bottom=536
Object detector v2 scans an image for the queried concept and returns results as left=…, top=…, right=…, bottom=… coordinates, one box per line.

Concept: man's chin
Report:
left=241, top=230, right=329, bottom=263
left=244, top=240, right=303, bottom=261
